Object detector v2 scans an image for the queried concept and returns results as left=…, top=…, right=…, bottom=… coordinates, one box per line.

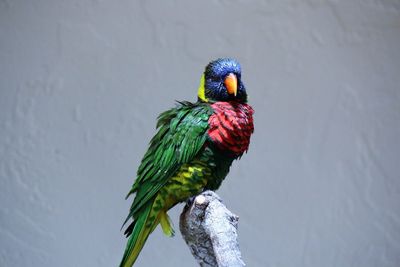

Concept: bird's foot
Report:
left=186, top=196, right=196, bottom=207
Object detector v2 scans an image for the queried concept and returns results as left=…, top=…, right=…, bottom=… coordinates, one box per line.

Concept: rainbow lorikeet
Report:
left=120, top=58, right=254, bottom=267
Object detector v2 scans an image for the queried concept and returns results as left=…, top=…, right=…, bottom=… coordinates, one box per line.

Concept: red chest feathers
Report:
left=207, top=102, right=254, bottom=156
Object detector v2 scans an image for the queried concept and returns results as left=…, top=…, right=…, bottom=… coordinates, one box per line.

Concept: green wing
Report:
left=122, top=101, right=212, bottom=230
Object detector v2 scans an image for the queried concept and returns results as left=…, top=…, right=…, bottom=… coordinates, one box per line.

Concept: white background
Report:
left=1, top=0, right=400, bottom=266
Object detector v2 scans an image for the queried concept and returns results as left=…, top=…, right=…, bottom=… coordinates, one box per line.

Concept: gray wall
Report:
left=1, top=1, right=400, bottom=266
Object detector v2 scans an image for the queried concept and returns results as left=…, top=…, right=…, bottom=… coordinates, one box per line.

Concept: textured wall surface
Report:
left=1, top=1, right=400, bottom=266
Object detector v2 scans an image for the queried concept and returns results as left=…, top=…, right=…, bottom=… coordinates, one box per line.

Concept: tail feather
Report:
left=159, top=211, right=175, bottom=237
left=120, top=202, right=159, bottom=267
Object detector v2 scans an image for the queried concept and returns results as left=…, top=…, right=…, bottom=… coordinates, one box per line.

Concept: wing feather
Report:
left=122, top=102, right=212, bottom=230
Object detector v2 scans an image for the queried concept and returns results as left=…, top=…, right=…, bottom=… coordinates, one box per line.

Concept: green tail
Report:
left=119, top=203, right=157, bottom=267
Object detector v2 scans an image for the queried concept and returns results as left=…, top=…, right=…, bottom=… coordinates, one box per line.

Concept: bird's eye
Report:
left=210, top=76, right=222, bottom=83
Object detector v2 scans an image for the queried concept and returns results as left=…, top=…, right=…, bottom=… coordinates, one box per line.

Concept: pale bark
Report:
left=179, top=191, right=245, bottom=267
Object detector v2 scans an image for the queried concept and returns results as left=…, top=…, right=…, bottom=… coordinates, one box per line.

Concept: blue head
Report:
left=198, top=58, right=247, bottom=103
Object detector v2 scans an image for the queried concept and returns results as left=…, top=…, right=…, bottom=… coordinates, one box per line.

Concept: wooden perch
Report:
left=179, top=191, right=245, bottom=267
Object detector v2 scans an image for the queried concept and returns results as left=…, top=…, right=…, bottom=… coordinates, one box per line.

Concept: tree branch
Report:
left=179, top=191, right=245, bottom=267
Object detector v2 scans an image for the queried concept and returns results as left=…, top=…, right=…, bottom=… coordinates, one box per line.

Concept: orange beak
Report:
left=224, top=73, right=237, bottom=96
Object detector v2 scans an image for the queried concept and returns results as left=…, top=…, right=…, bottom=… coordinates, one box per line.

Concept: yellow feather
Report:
left=122, top=162, right=208, bottom=266
left=159, top=211, right=174, bottom=237
left=197, top=74, right=208, bottom=102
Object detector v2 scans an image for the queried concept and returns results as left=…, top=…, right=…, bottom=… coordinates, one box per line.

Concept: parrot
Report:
left=119, top=58, right=254, bottom=267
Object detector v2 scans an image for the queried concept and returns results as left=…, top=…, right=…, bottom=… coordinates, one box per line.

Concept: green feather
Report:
left=120, top=201, right=155, bottom=267
left=122, top=102, right=212, bottom=237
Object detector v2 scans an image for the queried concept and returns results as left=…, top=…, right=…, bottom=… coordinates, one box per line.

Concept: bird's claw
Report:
left=186, top=196, right=196, bottom=207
